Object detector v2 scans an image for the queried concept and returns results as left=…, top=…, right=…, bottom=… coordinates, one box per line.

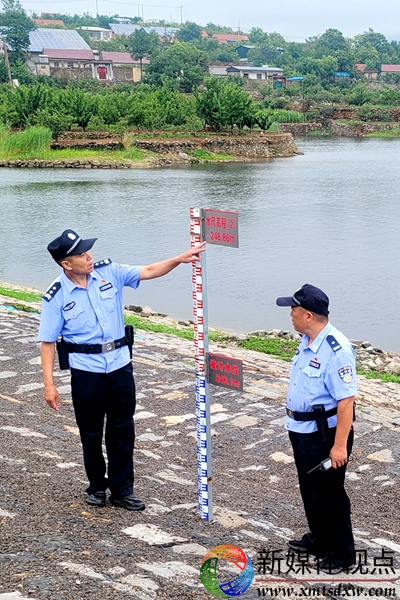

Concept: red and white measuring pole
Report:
left=190, top=207, right=213, bottom=521
left=190, top=207, right=240, bottom=521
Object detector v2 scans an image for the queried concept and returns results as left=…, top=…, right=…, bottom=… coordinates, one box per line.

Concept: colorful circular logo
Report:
left=200, top=544, right=254, bottom=597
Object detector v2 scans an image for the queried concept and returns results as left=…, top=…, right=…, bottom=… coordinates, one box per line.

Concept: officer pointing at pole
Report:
left=276, top=283, right=356, bottom=574
left=38, top=229, right=205, bottom=511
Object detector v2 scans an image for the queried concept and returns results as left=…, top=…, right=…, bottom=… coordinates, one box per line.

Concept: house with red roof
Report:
left=100, top=51, right=149, bottom=82
left=31, top=48, right=113, bottom=80
left=212, top=33, right=248, bottom=44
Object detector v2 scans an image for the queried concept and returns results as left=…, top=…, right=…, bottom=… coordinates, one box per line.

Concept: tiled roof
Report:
left=100, top=51, right=147, bottom=65
left=33, top=19, right=65, bottom=27
left=227, top=65, right=283, bottom=72
left=43, top=48, right=94, bottom=60
left=381, top=64, right=400, bottom=72
left=212, top=33, right=248, bottom=43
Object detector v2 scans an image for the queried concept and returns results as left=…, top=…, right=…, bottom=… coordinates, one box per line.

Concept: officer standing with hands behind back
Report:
left=38, top=229, right=205, bottom=511
left=276, top=284, right=356, bottom=574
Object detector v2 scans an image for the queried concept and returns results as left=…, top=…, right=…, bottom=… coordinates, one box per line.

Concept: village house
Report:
left=109, top=23, right=179, bottom=41
left=355, top=63, right=379, bottom=81
left=226, top=64, right=284, bottom=82
left=30, top=48, right=114, bottom=80
left=381, top=64, right=400, bottom=77
left=79, top=26, right=113, bottom=42
left=32, top=18, right=65, bottom=27
left=211, top=33, right=248, bottom=44
left=208, top=61, right=242, bottom=76
left=101, top=51, right=149, bottom=82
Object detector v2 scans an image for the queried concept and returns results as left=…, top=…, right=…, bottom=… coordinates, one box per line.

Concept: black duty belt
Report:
left=286, top=406, right=338, bottom=421
left=66, top=336, right=128, bottom=354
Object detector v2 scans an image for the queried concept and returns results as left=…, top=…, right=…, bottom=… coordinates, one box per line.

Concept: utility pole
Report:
left=95, top=0, right=99, bottom=18
left=180, top=5, right=183, bottom=24
left=2, top=40, right=13, bottom=91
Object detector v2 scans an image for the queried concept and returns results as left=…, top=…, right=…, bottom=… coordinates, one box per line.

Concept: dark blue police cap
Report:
left=47, top=229, right=97, bottom=263
left=276, top=283, right=329, bottom=316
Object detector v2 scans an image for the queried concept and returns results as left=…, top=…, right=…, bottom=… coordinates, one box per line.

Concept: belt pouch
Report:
left=313, top=404, right=329, bottom=441
left=125, top=325, right=134, bottom=359
left=56, top=337, right=70, bottom=370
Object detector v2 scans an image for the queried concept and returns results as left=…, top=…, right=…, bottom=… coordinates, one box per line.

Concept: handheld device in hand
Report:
left=307, top=457, right=332, bottom=474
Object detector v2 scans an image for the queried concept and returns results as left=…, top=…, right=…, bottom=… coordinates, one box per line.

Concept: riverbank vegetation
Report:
left=1, top=283, right=399, bottom=384
left=2, top=3, right=400, bottom=140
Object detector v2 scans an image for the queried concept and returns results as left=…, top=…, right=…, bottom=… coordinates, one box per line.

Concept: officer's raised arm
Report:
left=41, top=341, right=60, bottom=411
left=139, top=242, right=206, bottom=281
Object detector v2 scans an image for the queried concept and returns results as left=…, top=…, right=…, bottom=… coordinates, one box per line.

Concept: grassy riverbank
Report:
left=364, top=128, right=400, bottom=137
left=1, top=283, right=399, bottom=384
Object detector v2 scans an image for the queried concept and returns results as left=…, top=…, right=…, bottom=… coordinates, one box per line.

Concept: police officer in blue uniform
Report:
left=276, top=284, right=356, bottom=573
left=38, top=229, right=205, bottom=511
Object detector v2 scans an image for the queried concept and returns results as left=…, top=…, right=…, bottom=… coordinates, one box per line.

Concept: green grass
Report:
left=365, top=128, right=400, bottom=138
left=238, top=336, right=298, bottom=361
left=188, top=149, right=234, bottom=160
left=0, top=127, right=52, bottom=158
left=0, top=146, right=148, bottom=162
left=0, top=285, right=42, bottom=303
left=357, top=368, right=400, bottom=384
left=1, top=283, right=400, bottom=384
left=124, top=313, right=231, bottom=343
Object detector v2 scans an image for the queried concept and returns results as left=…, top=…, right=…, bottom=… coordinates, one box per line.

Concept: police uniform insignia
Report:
left=100, top=283, right=113, bottom=292
left=338, top=365, right=353, bottom=383
left=43, top=281, right=61, bottom=302
left=326, top=335, right=342, bottom=352
left=116, top=263, right=129, bottom=268
left=309, top=359, right=321, bottom=369
left=94, top=258, right=112, bottom=269
left=63, top=301, right=75, bottom=311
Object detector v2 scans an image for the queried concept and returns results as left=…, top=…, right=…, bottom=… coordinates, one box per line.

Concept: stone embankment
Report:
left=127, top=303, right=400, bottom=376
left=131, top=134, right=299, bottom=158
left=280, top=121, right=400, bottom=137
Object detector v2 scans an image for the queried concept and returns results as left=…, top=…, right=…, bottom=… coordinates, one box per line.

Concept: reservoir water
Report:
left=1, top=137, right=399, bottom=351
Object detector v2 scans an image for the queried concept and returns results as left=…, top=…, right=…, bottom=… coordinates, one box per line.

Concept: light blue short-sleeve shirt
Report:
left=37, top=259, right=141, bottom=373
left=285, top=322, right=357, bottom=434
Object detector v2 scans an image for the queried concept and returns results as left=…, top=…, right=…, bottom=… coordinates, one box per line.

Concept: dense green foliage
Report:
left=0, top=80, right=308, bottom=135
left=0, top=0, right=34, bottom=62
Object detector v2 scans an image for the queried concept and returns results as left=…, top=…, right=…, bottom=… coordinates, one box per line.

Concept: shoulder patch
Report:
left=326, top=334, right=342, bottom=352
left=43, top=281, right=61, bottom=302
left=93, top=258, right=112, bottom=269
left=338, top=365, right=353, bottom=384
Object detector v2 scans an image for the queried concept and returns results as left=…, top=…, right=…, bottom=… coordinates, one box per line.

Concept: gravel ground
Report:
left=0, top=306, right=399, bottom=600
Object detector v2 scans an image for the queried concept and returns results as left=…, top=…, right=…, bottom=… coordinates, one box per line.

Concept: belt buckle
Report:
left=287, top=408, right=294, bottom=419
left=102, top=341, right=116, bottom=353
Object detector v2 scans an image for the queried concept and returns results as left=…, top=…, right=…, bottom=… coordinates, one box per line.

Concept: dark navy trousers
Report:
left=71, top=362, right=136, bottom=498
left=289, top=427, right=355, bottom=565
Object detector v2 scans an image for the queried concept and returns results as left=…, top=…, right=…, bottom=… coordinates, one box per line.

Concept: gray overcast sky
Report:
left=20, top=0, right=400, bottom=41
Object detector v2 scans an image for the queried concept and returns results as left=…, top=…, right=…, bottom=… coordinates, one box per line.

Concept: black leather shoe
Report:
left=288, top=534, right=320, bottom=557
left=110, top=494, right=145, bottom=511
left=86, top=491, right=106, bottom=507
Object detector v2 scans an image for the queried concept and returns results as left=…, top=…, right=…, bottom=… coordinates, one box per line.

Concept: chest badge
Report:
left=100, top=282, right=113, bottom=292
left=309, top=358, right=321, bottom=369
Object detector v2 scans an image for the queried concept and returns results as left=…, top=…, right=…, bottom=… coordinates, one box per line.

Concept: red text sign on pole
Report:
left=207, top=353, right=243, bottom=392
left=203, top=209, right=239, bottom=248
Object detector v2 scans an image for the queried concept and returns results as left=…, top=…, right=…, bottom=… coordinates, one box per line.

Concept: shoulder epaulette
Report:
left=326, top=334, right=342, bottom=352
left=93, top=258, right=112, bottom=269
left=43, top=281, right=61, bottom=302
